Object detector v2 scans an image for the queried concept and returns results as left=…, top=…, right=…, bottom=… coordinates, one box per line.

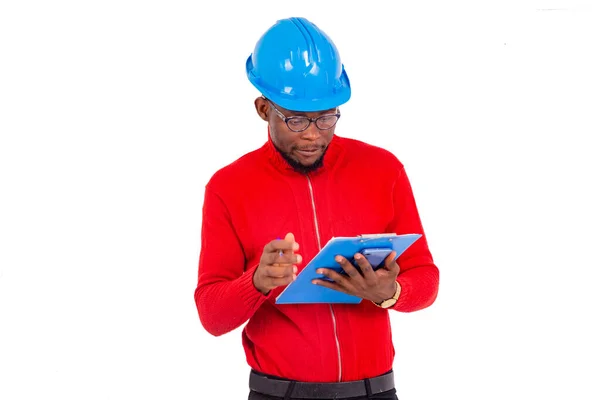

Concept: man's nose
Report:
left=300, top=122, right=321, bottom=140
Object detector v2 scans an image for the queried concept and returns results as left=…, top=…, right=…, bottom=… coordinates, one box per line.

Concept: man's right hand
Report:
left=253, top=232, right=301, bottom=295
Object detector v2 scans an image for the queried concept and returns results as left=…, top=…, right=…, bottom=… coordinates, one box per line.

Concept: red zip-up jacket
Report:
left=194, top=133, right=439, bottom=383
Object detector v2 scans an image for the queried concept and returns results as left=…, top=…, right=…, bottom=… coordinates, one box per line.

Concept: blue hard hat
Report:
left=246, top=17, right=351, bottom=112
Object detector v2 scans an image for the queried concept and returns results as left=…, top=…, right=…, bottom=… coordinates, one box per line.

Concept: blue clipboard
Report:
left=275, top=233, right=422, bottom=304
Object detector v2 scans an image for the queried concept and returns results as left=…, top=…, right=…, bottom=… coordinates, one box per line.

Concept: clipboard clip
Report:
left=357, top=233, right=397, bottom=238
left=357, top=233, right=397, bottom=243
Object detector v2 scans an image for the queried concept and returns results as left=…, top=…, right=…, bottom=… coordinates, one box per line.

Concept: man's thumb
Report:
left=284, top=232, right=295, bottom=243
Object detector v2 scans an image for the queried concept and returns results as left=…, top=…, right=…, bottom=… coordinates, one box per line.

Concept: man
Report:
left=195, top=17, right=439, bottom=400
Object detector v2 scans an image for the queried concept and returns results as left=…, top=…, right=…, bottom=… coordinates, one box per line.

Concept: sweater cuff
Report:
left=237, top=264, right=273, bottom=310
left=393, top=276, right=412, bottom=311
left=391, top=265, right=438, bottom=312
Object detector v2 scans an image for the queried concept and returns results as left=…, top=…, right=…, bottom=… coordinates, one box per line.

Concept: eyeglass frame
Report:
left=263, top=97, right=341, bottom=132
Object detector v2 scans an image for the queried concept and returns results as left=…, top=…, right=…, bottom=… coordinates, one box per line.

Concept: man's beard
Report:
left=276, top=146, right=327, bottom=174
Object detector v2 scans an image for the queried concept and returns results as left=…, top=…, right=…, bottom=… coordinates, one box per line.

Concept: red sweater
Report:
left=195, top=133, right=439, bottom=383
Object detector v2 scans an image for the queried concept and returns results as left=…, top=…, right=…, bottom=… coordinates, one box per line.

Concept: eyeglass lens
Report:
left=286, top=115, right=339, bottom=131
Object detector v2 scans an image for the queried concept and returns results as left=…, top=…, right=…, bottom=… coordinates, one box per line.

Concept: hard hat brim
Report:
left=246, top=55, right=351, bottom=112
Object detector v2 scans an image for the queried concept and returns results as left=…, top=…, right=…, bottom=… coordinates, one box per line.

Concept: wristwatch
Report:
left=373, top=281, right=401, bottom=309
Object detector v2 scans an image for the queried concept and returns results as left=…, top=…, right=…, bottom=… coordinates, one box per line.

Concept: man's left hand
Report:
left=311, top=251, right=399, bottom=304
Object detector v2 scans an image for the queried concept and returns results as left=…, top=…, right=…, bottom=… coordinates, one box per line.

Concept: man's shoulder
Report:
left=336, top=136, right=404, bottom=169
left=205, top=145, right=267, bottom=192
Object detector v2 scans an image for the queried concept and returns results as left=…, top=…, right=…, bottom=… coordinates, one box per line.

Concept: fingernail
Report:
left=293, top=242, right=300, bottom=250
left=335, top=256, right=343, bottom=262
left=354, top=254, right=361, bottom=260
left=293, top=274, right=297, bottom=281
left=293, top=266, right=298, bottom=274
left=296, top=255, right=302, bottom=263
left=317, top=269, right=324, bottom=274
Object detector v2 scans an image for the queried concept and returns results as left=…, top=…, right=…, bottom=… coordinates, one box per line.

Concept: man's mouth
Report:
left=296, top=147, right=321, bottom=154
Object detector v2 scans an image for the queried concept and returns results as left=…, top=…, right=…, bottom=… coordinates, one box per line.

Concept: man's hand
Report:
left=253, top=232, right=301, bottom=295
left=311, top=251, right=399, bottom=304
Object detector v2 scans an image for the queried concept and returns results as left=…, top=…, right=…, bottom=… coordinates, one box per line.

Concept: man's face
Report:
left=255, top=97, right=339, bottom=173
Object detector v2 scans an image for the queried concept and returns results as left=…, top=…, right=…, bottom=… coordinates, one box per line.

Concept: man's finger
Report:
left=382, top=251, right=399, bottom=273
left=279, top=232, right=298, bottom=258
left=335, top=255, right=360, bottom=278
left=353, top=253, right=377, bottom=282
left=266, top=264, right=297, bottom=278
left=267, top=252, right=302, bottom=266
left=316, top=268, right=346, bottom=285
left=284, top=232, right=296, bottom=246
left=311, top=276, right=348, bottom=294
left=265, top=239, right=298, bottom=254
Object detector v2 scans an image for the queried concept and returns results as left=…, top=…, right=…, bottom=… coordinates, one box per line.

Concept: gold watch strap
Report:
left=373, top=281, right=401, bottom=308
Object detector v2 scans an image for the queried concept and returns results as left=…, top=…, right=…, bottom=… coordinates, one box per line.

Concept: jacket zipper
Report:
left=306, top=175, right=342, bottom=382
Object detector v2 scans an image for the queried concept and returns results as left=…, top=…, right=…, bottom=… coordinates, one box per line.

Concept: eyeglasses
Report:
left=265, top=98, right=341, bottom=132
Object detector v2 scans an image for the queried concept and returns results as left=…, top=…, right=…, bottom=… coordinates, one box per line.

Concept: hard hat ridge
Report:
left=246, top=17, right=351, bottom=112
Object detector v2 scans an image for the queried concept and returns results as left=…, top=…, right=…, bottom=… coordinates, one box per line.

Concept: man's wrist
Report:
left=252, top=267, right=270, bottom=295
left=373, top=281, right=401, bottom=308
left=375, top=281, right=398, bottom=304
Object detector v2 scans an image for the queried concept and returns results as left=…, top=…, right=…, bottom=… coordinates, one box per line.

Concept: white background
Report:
left=1, top=1, right=599, bottom=399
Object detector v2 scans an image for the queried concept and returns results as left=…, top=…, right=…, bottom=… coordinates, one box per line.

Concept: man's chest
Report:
left=232, top=173, right=394, bottom=268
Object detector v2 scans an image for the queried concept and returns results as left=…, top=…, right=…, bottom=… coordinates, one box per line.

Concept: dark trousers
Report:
left=248, top=388, right=398, bottom=400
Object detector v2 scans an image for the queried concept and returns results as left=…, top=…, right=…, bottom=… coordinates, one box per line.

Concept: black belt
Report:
left=249, top=370, right=395, bottom=399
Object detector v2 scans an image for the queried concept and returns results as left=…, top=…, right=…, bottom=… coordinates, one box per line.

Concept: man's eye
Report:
left=288, top=118, right=307, bottom=127
left=318, top=116, right=337, bottom=125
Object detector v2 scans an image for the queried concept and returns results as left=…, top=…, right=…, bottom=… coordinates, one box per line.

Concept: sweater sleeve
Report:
left=387, top=166, right=439, bottom=312
left=194, top=185, right=272, bottom=336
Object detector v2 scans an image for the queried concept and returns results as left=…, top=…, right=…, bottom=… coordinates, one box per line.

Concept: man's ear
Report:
left=254, top=97, right=269, bottom=121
